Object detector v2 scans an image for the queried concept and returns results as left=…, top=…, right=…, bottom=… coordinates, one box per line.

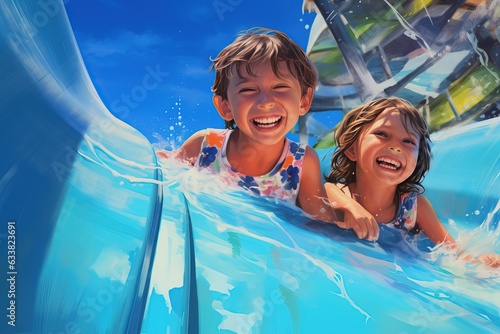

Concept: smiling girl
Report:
left=325, top=97, right=500, bottom=267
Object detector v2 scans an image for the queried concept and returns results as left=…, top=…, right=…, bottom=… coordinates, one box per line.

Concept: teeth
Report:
left=377, top=157, right=401, bottom=170
left=253, top=116, right=281, bottom=127
left=254, top=116, right=281, bottom=124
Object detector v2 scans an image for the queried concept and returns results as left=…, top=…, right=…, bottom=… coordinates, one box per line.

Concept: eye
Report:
left=403, top=138, right=417, bottom=146
left=374, top=131, right=387, bottom=138
left=274, top=84, right=290, bottom=90
left=238, top=87, right=256, bottom=93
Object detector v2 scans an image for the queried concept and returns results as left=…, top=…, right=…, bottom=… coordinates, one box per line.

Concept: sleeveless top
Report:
left=197, top=129, right=307, bottom=204
left=339, top=185, right=419, bottom=232
left=392, top=191, right=419, bottom=232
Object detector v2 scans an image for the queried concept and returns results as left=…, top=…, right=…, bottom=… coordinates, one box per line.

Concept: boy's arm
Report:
left=156, top=129, right=207, bottom=165
left=297, top=147, right=338, bottom=223
left=324, top=182, right=379, bottom=240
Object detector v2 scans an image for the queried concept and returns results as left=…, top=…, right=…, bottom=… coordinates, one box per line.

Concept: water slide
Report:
left=306, top=0, right=500, bottom=147
left=1, top=1, right=499, bottom=333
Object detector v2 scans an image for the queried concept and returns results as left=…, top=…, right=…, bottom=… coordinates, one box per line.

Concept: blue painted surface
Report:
left=1, top=1, right=499, bottom=334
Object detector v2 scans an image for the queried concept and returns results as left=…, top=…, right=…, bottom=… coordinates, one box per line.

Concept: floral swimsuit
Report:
left=197, top=129, right=307, bottom=204
left=339, top=185, right=419, bottom=232
left=392, top=191, right=419, bottom=233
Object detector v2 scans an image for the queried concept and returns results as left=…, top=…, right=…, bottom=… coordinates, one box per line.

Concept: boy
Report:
left=159, top=28, right=375, bottom=238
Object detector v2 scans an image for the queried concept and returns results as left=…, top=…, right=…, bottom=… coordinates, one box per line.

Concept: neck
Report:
left=226, top=129, right=286, bottom=176
left=350, top=173, right=398, bottom=223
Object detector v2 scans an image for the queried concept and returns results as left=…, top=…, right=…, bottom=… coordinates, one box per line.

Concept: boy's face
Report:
left=214, top=60, right=312, bottom=146
left=348, top=108, right=420, bottom=187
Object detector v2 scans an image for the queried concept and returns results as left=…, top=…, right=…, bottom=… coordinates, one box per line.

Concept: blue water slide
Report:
left=0, top=2, right=164, bottom=333
left=1, top=1, right=499, bottom=333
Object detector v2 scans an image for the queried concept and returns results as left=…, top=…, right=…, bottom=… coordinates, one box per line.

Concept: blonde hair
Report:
left=327, top=97, right=432, bottom=195
left=210, top=27, right=317, bottom=128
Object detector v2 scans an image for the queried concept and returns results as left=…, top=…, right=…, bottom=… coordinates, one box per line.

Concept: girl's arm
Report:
left=417, top=194, right=500, bottom=268
left=297, top=147, right=339, bottom=223
left=415, top=195, right=455, bottom=244
left=324, top=182, right=379, bottom=241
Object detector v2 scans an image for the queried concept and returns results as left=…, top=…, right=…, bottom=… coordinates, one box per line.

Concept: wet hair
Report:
left=326, top=97, right=432, bottom=196
left=210, top=27, right=318, bottom=129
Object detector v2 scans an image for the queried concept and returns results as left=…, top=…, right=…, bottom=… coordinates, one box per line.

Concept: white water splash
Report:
left=428, top=200, right=500, bottom=279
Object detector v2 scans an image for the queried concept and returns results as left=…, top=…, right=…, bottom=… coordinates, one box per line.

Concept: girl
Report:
left=325, top=97, right=500, bottom=267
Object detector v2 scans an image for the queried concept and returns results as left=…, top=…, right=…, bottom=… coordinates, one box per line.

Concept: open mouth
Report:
left=376, top=157, right=401, bottom=170
left=253, top=116, right=282, bottom=128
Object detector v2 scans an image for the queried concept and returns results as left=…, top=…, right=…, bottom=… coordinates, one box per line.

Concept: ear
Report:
left=299, top=87, right=314, bottom=116
left=213, top=95, right=233, bottom=121
left=344, top=145, right=357, bottom=161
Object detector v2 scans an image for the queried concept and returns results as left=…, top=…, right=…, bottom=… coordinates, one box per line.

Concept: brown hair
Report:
left=326, top=97, right=432, bottom=195
left=210, top=27, right=318, bottom=128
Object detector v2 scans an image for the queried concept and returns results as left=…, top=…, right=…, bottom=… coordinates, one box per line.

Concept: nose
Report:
left=257, top=92, right=275, bottom=109
left=389, top=145, right=402, bottom=153
left=259, top=101, right=275, bottom=109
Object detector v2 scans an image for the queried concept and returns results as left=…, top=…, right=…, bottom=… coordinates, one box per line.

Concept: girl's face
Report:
left=214, top=60, right=312, bottom=146
left=348, top=107, right=420, bottom=187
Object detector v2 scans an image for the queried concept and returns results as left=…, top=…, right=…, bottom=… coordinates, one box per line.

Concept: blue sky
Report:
left=64, top=0, right=317, bottom=149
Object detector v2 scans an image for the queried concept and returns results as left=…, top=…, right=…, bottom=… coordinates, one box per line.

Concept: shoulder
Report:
left=298, top=144, right=316, bottom=160
left=416, top=194, right=433, bottom=212
left=302, top=145, right=319, bottom=165
left=300, top=146, right=322, bottom=179
left=414, top=193, right=439, bottom=227
left=178, top=129, right=219, bottom=165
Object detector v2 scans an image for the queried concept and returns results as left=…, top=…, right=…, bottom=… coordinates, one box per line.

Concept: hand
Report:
left=324, top=182, right=379, bottom=241
left=456, top=249, right=500, bottom=269
left=156, top=150, right=173, bottom=160
left=476, top=253, right=500, bottom=268
left=335, top=204, right=380, bottom=241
